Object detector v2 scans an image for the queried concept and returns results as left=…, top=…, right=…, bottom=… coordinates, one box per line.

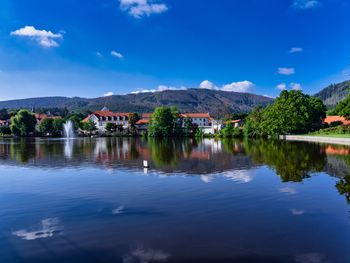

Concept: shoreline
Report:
left=280, top=135, right=350, bottom=146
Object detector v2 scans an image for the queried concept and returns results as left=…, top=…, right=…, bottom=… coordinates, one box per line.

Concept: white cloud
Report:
left=277, top=82, right=302, bottom=91
left=289, top=47, right=303, bottom=53
left=131, top=85, right=186, bottom=94
left=199, top=80, right=255, bottom=93
left=277, top=83, right=287, bottom=91
left=290, top=82, right=302, bottom=90
left=12, top=218, right=63, bottom=240
left=104, top=91, right=114, bottom=97
left=132, top=80, right=255, bottom=94
left=199, top=80, right=216, bottom=90
left=111, top=50, right=124, bottom=59
left=120, top=0, right=168, bottom=18
left=10, top=26, right=63, bottom=48
left=222, top=81, right=255, bottom=92
left=278, top=67, right=295, bottom=75
left=96, top=51, right=103, bottom=57
left=293, top=0, right=321, bottom=9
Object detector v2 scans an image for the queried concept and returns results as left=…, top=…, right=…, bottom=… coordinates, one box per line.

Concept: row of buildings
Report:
left=82, top=107, right=243, bottom=134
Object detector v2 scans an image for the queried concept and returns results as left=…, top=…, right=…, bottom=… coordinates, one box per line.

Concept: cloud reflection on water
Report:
left=123, top=248, right=170, bottom=263
left=12, top=217, right=63, bottom=240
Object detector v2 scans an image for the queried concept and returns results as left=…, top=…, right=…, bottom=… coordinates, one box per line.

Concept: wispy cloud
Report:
left=277, top=83, right=287, bottom=91
left=111, top=50, right=124, bottom=59
left=289, top=47, right=303, bottom=53
left=290, top=209, right=305, bottom=215
left=290, top=82, right=302, bottom=90
left=104, top=91, right=114, bottom=97
left=277, top=82, right=302, bottom=91
left=131, top=84, right=186, bottom=94
left=120, top=0, right=168, bottom=18
left=96, top=51, right=103, bottom=57
left=132, top=80, right=255, bottom=94
left=293, top=0, right=321, bottom=9
left=277, top=67, right=295, bottom=75
left=199, top=80, right=255, bottom=93
left=10, top=26, right=63, bottom=48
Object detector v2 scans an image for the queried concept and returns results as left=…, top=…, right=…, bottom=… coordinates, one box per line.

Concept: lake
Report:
left=0, top=137, right=349, bottom=263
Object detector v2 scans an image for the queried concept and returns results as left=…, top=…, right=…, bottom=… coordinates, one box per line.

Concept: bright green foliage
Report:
left=10, top=110, right=37, bottom=136
left=245, top=90, right=326, bottom=137
left=38, top=118, right=64, bottom=136
left=333, top=93, right=350, bottom=120
left=195, top=127, right=204, bottom=138
left=81, top=120, right=97, bottom=132
left=148, top=107, right=177, bottom=137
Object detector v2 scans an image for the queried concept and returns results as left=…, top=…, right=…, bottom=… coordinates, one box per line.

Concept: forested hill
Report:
left=0, top=89, right=273, bottom=117
left=314, top=80, right=350, bottom=107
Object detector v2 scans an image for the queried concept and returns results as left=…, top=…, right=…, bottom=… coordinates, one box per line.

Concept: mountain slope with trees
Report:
left=0, top=89, right=273, bottom=117
left=314, top=80, right=350, bottom=107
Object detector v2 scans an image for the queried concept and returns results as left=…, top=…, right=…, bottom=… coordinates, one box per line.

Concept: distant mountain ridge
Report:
left=314, top=80, right=350, bottom=107
left=0, top=89, right=273, bottom=117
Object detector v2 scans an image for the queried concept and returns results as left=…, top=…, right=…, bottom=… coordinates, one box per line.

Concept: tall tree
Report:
left=10, top=110, right=37, bottom=136
left=148, top=107, right=175, bottom=137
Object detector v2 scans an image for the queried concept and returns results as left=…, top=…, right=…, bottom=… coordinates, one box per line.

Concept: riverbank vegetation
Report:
left=244, top=90, right=327, bottom=138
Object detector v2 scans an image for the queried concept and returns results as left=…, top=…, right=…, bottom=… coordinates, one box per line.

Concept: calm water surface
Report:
left=0, top=138, right=349, bottom=263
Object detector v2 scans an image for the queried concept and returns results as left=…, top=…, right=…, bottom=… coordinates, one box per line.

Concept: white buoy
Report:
left=143, top=160, right=149, bottom=168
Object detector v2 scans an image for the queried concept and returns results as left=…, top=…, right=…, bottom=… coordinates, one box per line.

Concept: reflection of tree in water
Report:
left=243, top=139, right=327, bottom=182
left=336, top=175, right=350, bottom=204
left=10, top=139, right=37, bottom=163
left=147, top=138, right=183, bottom=168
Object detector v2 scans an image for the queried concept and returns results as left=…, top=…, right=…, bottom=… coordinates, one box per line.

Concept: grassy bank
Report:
left=307, top=126, right=350, bottom=138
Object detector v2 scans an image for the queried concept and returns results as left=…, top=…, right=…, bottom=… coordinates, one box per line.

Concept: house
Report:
left=227, top=119, right=244, bottom=128
left=83, top=107, right=131, bottom=131
left=0, top=119, right=10, bottom=127
left=181, top=113, right=212, bottom=127
left=34, top=113, right=61, bottom=124
left=324, top=116, right=350, bottom=126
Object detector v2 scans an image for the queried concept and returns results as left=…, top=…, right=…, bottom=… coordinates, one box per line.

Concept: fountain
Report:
left=63, top=120, right=75, bottom=139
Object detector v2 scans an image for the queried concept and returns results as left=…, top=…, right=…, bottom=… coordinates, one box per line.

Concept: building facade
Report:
left=83, top=107, right=131, bottom=131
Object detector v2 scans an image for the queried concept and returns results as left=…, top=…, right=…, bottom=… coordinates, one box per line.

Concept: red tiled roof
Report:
left=181, top=113, right=211, bottom=118
left=324, top=116, right=350, bottom=126
left=142, top=113, right=152, bottom=119
left=93, top=111, right=131, bottom=117
left=136, top=119, right=150, bottom=125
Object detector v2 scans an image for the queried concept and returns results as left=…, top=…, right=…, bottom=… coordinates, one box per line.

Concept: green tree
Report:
left=38, top=118, right=55, bottom=135
left=37, top=118, right=64, bottom=136
left=10, top=109, right=37, bottom=136
left=184, top=117, right=196, bottom=136
left=128, top=113, right=140, bottom=134
left=105, top=122, right=116, bottom=133
left=245, top=90, right=327, bottom=137
left=333, top=93, right=350, bottom=120
left=148, top=107, right=175, bottom=137
left=81, top=120, right=97, bottom=132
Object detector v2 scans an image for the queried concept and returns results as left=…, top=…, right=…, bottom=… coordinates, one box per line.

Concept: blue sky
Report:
left=0, top=0, right=349, bottom=100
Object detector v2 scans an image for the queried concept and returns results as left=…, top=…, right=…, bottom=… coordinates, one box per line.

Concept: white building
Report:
left=83, top=107, right=131, bottom=131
